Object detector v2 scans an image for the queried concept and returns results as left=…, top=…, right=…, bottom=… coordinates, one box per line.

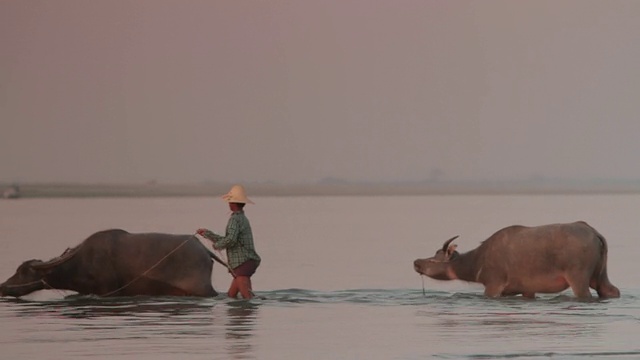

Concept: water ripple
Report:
left=2, top=288, right=639, bottom=359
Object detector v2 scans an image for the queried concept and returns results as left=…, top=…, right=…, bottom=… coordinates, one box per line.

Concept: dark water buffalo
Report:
left=0, top=229, right=218, bottom=298
left=413, top=221, right=620, bottom=299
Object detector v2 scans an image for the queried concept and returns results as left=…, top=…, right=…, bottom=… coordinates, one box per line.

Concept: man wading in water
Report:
left=197, top=185, right=261, bottom=299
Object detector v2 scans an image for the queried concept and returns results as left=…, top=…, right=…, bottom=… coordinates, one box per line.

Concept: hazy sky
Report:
left=2, top=1, right=640, bottom=184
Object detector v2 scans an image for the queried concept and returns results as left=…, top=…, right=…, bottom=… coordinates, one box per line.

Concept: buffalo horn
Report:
left=30, top=246, right=79, bottom=270
left=441, top=235, right=460, bottom=252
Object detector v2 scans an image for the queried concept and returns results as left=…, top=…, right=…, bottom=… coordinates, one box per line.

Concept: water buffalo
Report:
left=0, top=229, right=218, bottom=298
left=413, top=221, right=620, bottom=299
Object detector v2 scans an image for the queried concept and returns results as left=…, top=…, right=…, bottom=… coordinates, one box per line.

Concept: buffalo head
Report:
left=0, top=260, right=53, bottom=297
left=413, top=235, right=459, bottom=280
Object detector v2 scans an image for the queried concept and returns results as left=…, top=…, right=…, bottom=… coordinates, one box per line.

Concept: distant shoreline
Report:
left=3, top=181, right=640, bottom=198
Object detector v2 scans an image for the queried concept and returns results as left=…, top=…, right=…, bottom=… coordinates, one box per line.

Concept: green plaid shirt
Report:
left=203, top=211, right=261, bottom=269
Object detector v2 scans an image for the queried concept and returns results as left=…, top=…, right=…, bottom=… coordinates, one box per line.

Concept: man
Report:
left=197, top=184, right=261, bottom=299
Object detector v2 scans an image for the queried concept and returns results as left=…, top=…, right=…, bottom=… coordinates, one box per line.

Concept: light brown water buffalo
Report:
left=413, top=221, right=620, bottom=299
left=0, top=229, right=218, bottom=298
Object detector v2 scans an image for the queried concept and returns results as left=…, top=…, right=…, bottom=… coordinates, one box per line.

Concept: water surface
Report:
left=1, top=195, right=639, bottom=359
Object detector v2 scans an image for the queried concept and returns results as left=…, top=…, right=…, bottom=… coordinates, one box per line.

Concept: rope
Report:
left=41, top=279, right=53, bottom=290
left=40, top=279, right=69, bottom=297
left=217, top=250, right=237, bottom=278
left=195, top=233, right=237, bottom=277
left=100, top=238, right=191, bottom=297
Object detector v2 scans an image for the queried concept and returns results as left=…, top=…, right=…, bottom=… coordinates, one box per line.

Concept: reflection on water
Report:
left=225, top=302, right=259, bottom=359
left=0, top=294, right=263, bottom=359
left=7, top=295, right=217, bottom=320
left=412, top=293, right=640, bottom=359
left=1, top=288, right=640, bottom=359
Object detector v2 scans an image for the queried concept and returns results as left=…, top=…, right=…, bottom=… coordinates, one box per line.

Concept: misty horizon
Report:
left=6, top=175, right=640, bottom=186
left=3, top=2, right=640, bottom=186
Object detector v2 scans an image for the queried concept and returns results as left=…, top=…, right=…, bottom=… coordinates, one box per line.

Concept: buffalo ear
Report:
left=30, top=257, right=67, bottom=270
left=26, top=260, right=48, bottom=270
left=446, top=244, right=458, bottom=259
left=30, top=245, right=79, bottom=270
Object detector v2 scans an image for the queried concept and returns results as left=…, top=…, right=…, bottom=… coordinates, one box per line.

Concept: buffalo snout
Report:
left=413, top=257, right=453, bottom=281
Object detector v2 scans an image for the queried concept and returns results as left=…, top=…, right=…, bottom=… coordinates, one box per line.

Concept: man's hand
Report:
left=196, top=228, right=208, bottom=236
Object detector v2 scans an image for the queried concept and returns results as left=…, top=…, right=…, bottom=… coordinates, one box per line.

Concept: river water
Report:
left=1, top=195, right=639, bottom=359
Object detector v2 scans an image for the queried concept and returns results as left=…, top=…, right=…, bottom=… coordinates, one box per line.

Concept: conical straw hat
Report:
left=221, top=184, right=254, bottom=204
